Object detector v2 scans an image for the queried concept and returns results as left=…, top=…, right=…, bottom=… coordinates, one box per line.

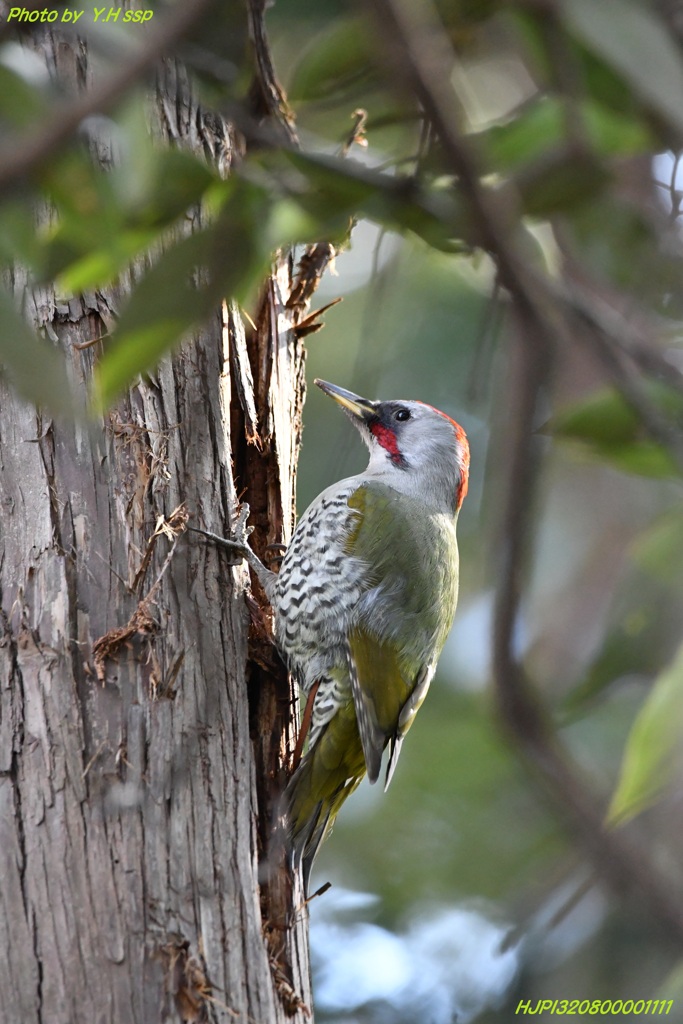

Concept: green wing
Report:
left=346, top=627, right=415, bottom=784
left=345, top=482, right=459, bottom=784
left=286, top=633, right=432, bottom=888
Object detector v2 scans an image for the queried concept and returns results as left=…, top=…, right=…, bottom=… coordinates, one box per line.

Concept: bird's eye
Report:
left=394, top=408, right=411, bottom=422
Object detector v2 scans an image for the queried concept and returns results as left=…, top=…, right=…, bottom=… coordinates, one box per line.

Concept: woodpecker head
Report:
left=315, top=379, right=470, bottom=514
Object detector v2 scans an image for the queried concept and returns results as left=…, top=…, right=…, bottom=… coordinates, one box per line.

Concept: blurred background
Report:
left=293, top=231, right=681, bottom=1024
left=268, top=2, right=683, bottom=1020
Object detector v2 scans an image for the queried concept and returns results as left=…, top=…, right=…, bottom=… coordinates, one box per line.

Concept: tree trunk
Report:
left=0, top=27, right=318, bottom=1024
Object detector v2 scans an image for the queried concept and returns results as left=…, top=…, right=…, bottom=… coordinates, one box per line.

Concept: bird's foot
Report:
left=231, top=501, right=255, bottom=549
left=189, top=503, right=253, bottom=563
left=190, top=503, right=275, bottom=593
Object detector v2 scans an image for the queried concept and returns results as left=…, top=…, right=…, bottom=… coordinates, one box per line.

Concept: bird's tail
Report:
left=285, top=697, right=366, bottom=893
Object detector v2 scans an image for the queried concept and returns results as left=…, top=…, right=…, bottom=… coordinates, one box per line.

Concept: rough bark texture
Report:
left=0, top=28, right=320, bottom=1024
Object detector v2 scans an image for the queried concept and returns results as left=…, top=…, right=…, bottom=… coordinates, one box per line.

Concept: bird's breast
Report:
left=271, top=482, right=366, bottom=685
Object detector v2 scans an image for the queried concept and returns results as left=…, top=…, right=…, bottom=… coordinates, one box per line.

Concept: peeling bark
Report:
left=0, top=27, right=330, bottom=1024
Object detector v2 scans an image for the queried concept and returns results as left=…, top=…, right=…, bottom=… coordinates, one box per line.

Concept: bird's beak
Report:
left=315, top=379, right=376, bottom=422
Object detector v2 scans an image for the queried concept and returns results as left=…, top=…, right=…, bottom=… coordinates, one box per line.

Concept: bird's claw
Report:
left=231, top=502, right=254, bottom=547
left=188, top=503, right=254, bottom=562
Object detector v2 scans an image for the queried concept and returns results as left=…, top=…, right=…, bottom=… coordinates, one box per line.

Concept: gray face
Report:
left=356, top=400, right=462, bottom=470
left=316, top=379, right=470, bottom=514
left=346, top=398, right=469, bottom=515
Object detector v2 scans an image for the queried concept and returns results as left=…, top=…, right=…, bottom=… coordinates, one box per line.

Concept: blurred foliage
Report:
left=4, top=0, right=683, bottom=1019
left=608, top=641, right=683, bottom=826
left=547, top=385, right=683, bottom=479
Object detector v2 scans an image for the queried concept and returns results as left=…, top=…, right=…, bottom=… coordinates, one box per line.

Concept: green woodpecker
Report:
left=226, top=379, right=469, bottom=888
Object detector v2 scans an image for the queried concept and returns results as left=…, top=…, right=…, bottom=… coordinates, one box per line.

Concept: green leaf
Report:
left=658, top=958, right=683, bottom=1004
left=583, top=99, right=653, bottom=156
left=563, top=0, right=683, bottom=136
left=548, top=386, right=683, bottom=479
left=607, top=642, right=683, bottom=825
left=37, top=150, right=127, bottom=282
left=55, top=229, right=157, bottom=294
left=0, top=288, right=78, bottom=417
left=118, top=149, right=217, bottom=230
left=93, top=181, right=272, bottom=408
left=288, top=17, right=373, bottom=102
left=41, top=146, right=217, bottom=287
left=477, top=96, right=652, bottom=174
left=92, top=230, right=219, bottom=409
left=631, top=509, right=683, bottom=586
left=513, top=151, right=609, bottom=218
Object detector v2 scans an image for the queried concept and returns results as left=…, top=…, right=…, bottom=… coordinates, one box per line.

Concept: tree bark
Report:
left=0, top=26, right=320, bottom=1024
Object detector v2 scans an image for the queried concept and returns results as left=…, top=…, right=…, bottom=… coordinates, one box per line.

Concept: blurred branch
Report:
left=563, top=284, right=683, bottom=465
left=369, top=0, right=683, bottom=942
left=0, top=0, right=211, bottom=193
left=656, top=0, right=683, bottom=51
left=562, top=279, right=683, bottom=391
left=246, top=0, right=298, bottom=145
left=366, top=0, right=543, bottom=312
